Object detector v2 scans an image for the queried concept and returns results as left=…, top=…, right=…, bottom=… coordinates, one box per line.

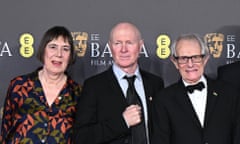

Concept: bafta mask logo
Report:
left=204, top=33, right=224, bottom=58
left=72, top=32, right=88, bottom=57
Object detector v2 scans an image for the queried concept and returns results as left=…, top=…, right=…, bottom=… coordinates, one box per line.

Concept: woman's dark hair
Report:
left=37, top=26, right=75, bottom=65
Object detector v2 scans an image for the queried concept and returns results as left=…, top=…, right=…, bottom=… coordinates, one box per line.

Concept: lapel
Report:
left=176, top=78, right=219, bottom=130
left=203, top=78, right=218, bottom=128
left=140, top=70, right=154, bottom=130
left=175, top=80, right=203, bottom=129
left=105, top=67, right=129, bottom=107
left=140, top=70, right=153, bottom=106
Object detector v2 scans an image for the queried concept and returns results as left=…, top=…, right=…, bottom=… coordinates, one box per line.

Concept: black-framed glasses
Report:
left=174, top=55, right=205, bottom=64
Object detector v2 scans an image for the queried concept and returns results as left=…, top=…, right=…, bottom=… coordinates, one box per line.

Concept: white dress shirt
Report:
left=112, top=63, right=149, bottom=143
left=183, top=76, right=207, bottom=127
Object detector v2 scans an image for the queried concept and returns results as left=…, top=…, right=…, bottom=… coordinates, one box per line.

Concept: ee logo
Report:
left=156, top=34, right=171, bottom=59
left=19, top=33, right=34, bottom=58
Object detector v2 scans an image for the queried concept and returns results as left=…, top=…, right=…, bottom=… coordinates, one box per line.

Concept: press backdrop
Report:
left=0, top=0, right=240, bottom=124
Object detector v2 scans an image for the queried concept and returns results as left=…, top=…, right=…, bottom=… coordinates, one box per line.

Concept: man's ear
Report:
left=139, top=39, right=144, bottom=51
left=203, top=55, right=210, bottom=66
left=171, top=56, right=179, bottom=69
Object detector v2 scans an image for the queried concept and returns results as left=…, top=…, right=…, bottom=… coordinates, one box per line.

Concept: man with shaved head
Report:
left=73, top=22, right=164, bottom=144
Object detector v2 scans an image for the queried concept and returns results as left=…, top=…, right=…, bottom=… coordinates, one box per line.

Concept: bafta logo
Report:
left=204, top=33, right=224, bottom=58
left=72, top=32, right=88, bottom=57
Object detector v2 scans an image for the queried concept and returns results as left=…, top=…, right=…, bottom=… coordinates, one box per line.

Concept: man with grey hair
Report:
left=151, top=33, right=240, bottom=144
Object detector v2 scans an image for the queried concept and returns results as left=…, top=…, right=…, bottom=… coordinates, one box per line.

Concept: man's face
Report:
left=109, top=24, right=143, bottom=72
left=172, top=39, right=209, bottom=84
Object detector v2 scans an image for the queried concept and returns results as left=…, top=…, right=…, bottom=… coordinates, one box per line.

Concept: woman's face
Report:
left=43, top=36, right=71, bottom=75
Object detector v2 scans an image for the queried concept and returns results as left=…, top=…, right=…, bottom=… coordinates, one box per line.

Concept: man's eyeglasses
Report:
left=174, top=55, right=205, bottom=64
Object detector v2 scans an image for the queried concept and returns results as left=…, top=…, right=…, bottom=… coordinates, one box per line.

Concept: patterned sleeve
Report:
left=0, top=78, right=19, bottom=143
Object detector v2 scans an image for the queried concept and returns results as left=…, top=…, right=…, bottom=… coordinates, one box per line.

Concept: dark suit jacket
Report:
left=151, top=77, right=240, bottom=144
left=72, top=67, right=164, bottom=144
left=218, top=61, right=240, bottom=88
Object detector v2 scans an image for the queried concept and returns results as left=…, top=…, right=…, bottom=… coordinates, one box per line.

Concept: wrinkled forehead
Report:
left=110, top=23, right=142, bottom=41
left=176, top=39, right=202, bottom=55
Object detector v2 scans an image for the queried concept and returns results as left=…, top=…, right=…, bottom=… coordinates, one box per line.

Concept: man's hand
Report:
left=123, top=104, right=142, bottom=127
